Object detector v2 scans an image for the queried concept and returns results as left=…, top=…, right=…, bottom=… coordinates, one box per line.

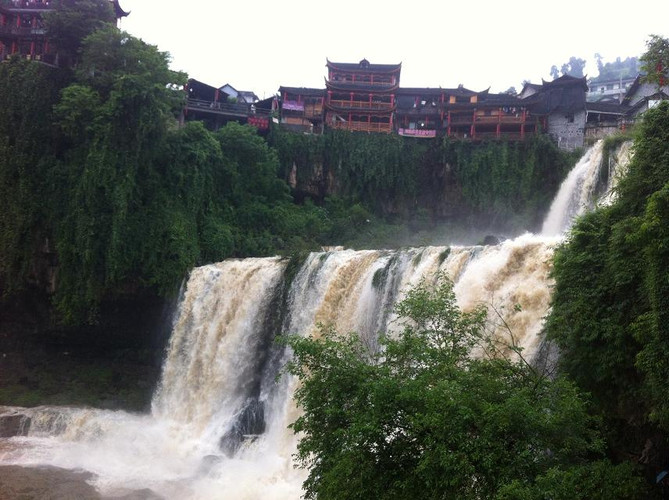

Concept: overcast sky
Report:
left=118, top=0, right=669, bottom=99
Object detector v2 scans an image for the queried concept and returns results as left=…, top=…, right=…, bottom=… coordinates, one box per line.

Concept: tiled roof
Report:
left=541, top=74, right=589, bottom=90
left=325, top=80, right=399, bottom=93
left=586, top=102, right=626, bottom=114
left=279, top=86, right=326, bottom=97
left=327, top=59, right=402, bottom=73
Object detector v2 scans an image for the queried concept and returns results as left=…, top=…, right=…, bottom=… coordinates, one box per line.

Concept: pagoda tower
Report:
left=325, top=58, right=401, bottom=133
left=0, top=0, right=128, bottom=64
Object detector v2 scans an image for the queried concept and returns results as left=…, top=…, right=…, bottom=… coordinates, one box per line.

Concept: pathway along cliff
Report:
left=0, top=139, right=631, bottom=499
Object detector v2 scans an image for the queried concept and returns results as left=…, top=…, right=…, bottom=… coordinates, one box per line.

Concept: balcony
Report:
left=396, top=106, right=441, bottom=117
left=449, top=115, right=474, bottom=126
left=474, top=114, right=525, bottom=124
left=0, top=25, right=46, bottom=36
left=328, top=99, right=394, bottom=111
left=0, top=0, right=53, bottom=11
left=304, top=103, right=323, bottom=119
left=283, top=100, right=323, bottom=119
left=186, top=98, right=271, bottom=118
left=473, top=131, right=525, bottom=141
left=329, top=78, right=395, bottom=88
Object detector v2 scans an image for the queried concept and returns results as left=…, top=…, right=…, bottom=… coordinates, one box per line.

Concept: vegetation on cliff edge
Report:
left=547, top=100, right=669, bottom=481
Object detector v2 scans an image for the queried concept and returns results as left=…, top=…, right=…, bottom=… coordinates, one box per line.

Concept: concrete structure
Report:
left=587, top=75, right=637, bottom=103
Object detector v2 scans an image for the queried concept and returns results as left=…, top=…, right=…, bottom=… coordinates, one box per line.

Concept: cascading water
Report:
left=541, top=140, right=603, bottom=236
left=0, top=139, right=633, bottom=499
left=541, top=138, right=633, bottom=235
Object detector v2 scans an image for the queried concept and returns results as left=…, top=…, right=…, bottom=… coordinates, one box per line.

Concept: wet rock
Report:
left=0, top=465, right=100, bottom=499
left=0, top=410, right=31, bottom=437
left=219, top=399, right=265, bottom=457
left=0, top=465, right=164, bottom=500
left=480, top=234, right=501, bottom=246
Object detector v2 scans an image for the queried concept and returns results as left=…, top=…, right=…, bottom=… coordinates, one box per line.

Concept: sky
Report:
left=117, top=0, right=669, bottom=100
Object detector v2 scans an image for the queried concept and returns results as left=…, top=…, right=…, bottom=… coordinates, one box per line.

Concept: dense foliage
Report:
left=284, top=276, right=650, bottom=499
left=592, top=55, right=640, bottom=82
left=268, top=127, right=575, bottom=231
left=0, top=59, right=70, bottom=297
left=0, top=25, right=330, bottom=324
left=547, top=101, right=669, bottom=472
left=44, top=0, right=116, bottom=65
left=640, top=35, right=669, bottom=92
left=1, top=19, right=576, bottom=325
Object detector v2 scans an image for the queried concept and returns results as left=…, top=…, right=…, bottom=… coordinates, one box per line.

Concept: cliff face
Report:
left=271, top=129, right=575, bottom=232
left=0, top=287, right=171, bottom=411
left=288, top=157, right=466, bottom=220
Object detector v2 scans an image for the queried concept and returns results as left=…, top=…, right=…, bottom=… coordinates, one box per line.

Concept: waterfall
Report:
left=540, top=139, right=633, bottom=236
left=0, top=140, right=633, bottom=499
left=541, top=140, right=604, bottom=236
left=597, top=140, right=633, bottom=207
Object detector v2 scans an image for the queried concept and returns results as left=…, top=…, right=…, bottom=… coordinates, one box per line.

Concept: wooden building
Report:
left=1, top=0, right=54, bottom=63
left=184, top=78, right=272, bottom=131
left=273, top=59, right=631, bottom=149
left=324, top=59, right=401, bottom=134
left=584, top=101, right=626, bottom=140
left=0, top=0, right=127, bottom=64
left=395, top=88, right=445, bottom=138
left=277, top=59, right=544, bottom=141
left=278, top=86, right=325, bottom=134
left=523, top=75, right=589, bottom=150
left=395, top=86, right=540, bottom=140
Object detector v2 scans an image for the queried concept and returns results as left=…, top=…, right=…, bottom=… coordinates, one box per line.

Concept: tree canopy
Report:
left=0, top=21, right=331, bottom=324
left=550, top=56, right=587, bottom=79
left=284, top=276, right=649, bottom=499
left=592, top=54, right=639, bottom=82
left=44, top=0, right=116, bottom=65
left=640, top=34, right=669, bottom=92
left=546, top=98, right=669, bottom=492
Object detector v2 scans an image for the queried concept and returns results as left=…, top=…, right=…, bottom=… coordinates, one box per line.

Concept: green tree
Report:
left=0, top=59, right=70, bottom=295
left=1, top=9, right=333, bottom=326
left=561, top=57, right=587, bottom=78
left=50, top=26, right=187, bottom=322
left=550, top=65, right=560, bottom=80
left=283, top=276, right=648, bottom=499
left=591, top=55, right=639, bottom=82
left=44, top=0, right=116, bottom=65
left=550, top=57, right=587, bottom=79
left=640, top=35, right=669, bottom=94
left=546, top=101, right=669, bottom=482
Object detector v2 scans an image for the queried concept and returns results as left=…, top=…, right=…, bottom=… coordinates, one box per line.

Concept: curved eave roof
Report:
left=396, top=88, right=445, bottom=97
left=478, top=94, right=525, bottom=106
left=326, top=80, right=399, bottom=93
left=397, top=86, right=480, bottom=96
left=325, top=102, right=396, bottom=114
left=112, top=0, right=129, bottom=17
left=621, top=75, right=643, bottom=106
left=541, top=75, right=589, bottom=91
left=586, top=102, right=625, bottom=114
left=326, top=59, right=402, bottom=74
left=279, top=86, right=326, bottom=97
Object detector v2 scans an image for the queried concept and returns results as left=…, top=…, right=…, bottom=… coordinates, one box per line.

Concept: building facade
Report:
left=0, top=0, right=127, bottom=64
left=184, top=78, right=274, bottom=131
left=324, top=59, right=401, bottom=134
left=184, top=59, right=662, bottom=150
left=278, top=86, right=324, bottom=134
left=277, top=60, right=593, bottom=147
